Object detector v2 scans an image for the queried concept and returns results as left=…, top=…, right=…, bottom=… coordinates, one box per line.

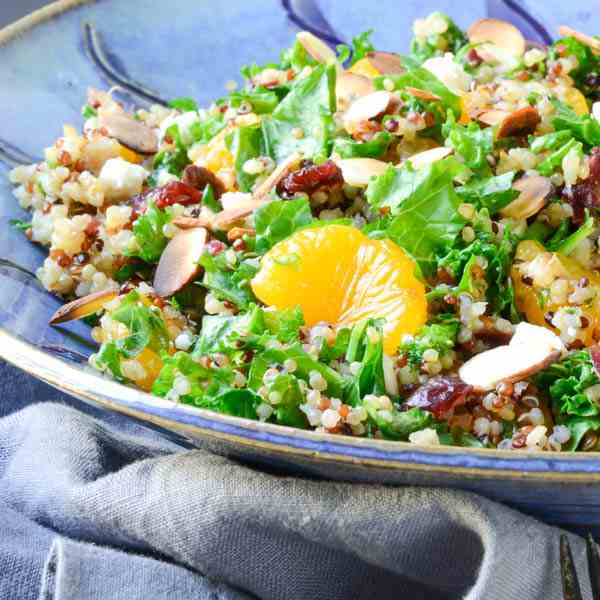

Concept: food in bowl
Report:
left=8, top=14, right=600, bottom=451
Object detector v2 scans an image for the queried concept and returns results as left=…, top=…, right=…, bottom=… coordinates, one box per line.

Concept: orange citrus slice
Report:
left=251, top=224, right=427, bottom=354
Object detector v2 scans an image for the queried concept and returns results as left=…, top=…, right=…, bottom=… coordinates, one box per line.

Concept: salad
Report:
left=9, top=14, right=600, bottom=452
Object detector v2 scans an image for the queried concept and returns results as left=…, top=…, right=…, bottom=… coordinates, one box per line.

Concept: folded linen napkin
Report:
left=0, top=360, right=595, bottom=600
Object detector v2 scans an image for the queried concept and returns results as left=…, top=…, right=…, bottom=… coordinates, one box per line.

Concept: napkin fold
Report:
left=0, top=397, right=595, bottom=600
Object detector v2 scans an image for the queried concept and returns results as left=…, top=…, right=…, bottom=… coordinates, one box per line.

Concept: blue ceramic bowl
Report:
left=2, top=0, right=600, bottom=534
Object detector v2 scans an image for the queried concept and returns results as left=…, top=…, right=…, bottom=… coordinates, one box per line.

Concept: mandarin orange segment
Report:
left=251, top=224, right=427, bottom=354
left=511, top=240, right=600, bottom=346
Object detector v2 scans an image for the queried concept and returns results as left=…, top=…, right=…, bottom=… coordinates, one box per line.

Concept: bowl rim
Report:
left=4, top=0, right=600, bottom=478
left=4, top=326, right=600, bottom=478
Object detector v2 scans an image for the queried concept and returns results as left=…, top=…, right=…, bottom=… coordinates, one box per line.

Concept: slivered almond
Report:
left=477, top=110, right=510, bottom=127
left=468, top=18, right=526, bottom=57
left=459, top=322, right=563, bottom=391
left=212, top=201, right=266, bottom=231
left=252, top=152, right=302, bottom=200
left=49, top=288, right=118, bottom=325
left=98, top=112, right=158, bottom=155
left=500, top=175, right=552, bottom=220
left=172, top=215, right=212, bottom=229
left=296, top=31, right=338, bottom=64
left=153, top=227, right=207, bottom=297
left=343, top=91, right=394, bottom=129
left=496, top=106, right=541, bottom=139
left=336, top=158, right=389, bottom=187
left=558, top=25, right=600, bottom=55
left=336, top=72, right=375, bottom=111
left=404, top=87, right=441, bottom=102
left=227, top=227, right=256, bottom=242
left=364, top=51, right=404, bottom=75
left=407, top=146, right=453, bottom=170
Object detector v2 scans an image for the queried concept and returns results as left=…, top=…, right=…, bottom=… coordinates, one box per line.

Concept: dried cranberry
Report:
left=154, top=181, right=203, bottom=209
left=182, top=165, right=225, bottom=198
left=276, top=160, right=343, bottom=199
left=404, top=376, right=472, bottom=419
left=206, top=240, right=226, bottom=256
left=465, top=48, right=483, bottom=67
left=563, top=180, right=598, bottom=224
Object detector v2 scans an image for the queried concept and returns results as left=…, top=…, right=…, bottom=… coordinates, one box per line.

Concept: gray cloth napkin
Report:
left=0, top=396, right=596, bottom=600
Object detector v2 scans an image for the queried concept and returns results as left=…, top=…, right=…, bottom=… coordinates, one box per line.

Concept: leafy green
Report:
left=554, top=214, right=595, bottom=256
left=550, top=37, right=600, bottom=96
left=366, top=157, right=467, bottom=276
left=259, top=343, right=347, bottom=399
left=408, top=12, right=467, bottom=64
left=279, top=39, right=318, bottom=72
left=456, top=171, right=518, bottom=214
left=336, top=30, right=375, bottom=66
left=319, top=328, right=351, bottom=362
left=551, top=100, right=600, bottom=147
left=153, top=124, right=190, bottom=177
left=261, top=64, right=336, bottom=162
left=95, top=291, right=170, bottom=381
left=332, top=131, right=393, bottom=159
left=400, top=319, right=459, bottom=369
left=364, top=401, right=433, bottom=440
left=228, top=125, right=265, bottom=192
left=537, top=138, right=582, bottom=177
left=266, top=373, right=307, bottom=427
left=128, top=202, right=172, bottom=264
left=442, top=112, right=493, bottom=173
left=227, top=88, right=279, bottom=114
left=198, top=251, right=259, bottom=309
left=529, top=130, right=572, bottom=154
left=201, top=184, right=220, bottom=213
left=81, top=104, right=97, bottom=119
left=262, top=306, right=304, bottom=344
left=375, top=65, right=460, bottom=113
left=169, top=97, right=199, bottom=112
left=438, top=229, right=516, bottom=314
left=344, top=320, right=386, bottom=406
left=254, top=198, right=313, bottom=253
left=152, top=351, right=261, bottom=417
left=188, top=113, right=226, bottom=146
left=536, top=350, right=600, bottom=418
left=563, top=416, right=600, bottom=451
left=9, top=218, right=31, bottom=231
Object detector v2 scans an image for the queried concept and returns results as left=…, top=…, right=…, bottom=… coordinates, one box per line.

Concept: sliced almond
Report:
left=49, top=288, right=118, bottom=325
left=496, top=107, right=541, bottom=139
left=296, top=31, right=338, bottom=64
left=467, top=18, right=526, bottom=57
left=404, top=87, right=441, bottom=102
left=336, top=158, right=389, bottom=187
left=500, top=174, right=553, bottom=220
left=510, top=322, right=565, bottom=353
left=459, top=322, right=563, bottom=391
left=98, top=112, right=158, bottom=155
left=252, top=152, right=302, bottom=201
left=336, top=72, right=375, bottom=111
left=558, top=25, right=600, bottom=55
left=364, top=51, right=405, bottom=75
left=172, top=215, right=212, bottom=229
left=407, top=146, right=453, bottom=170
left=212, top=201, right=266, bottom=231
left=343, top=91, right=394, bottom=129
left=477, top=109, right=510, bottom=127
left=153, top=227, right=207, bottom=297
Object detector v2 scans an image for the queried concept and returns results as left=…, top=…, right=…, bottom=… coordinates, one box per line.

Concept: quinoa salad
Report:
left=9, top=15, right=600, bottom=452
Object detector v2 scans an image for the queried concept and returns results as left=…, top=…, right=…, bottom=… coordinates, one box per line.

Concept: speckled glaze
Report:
left=2, top=0, right=600, bottom=533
